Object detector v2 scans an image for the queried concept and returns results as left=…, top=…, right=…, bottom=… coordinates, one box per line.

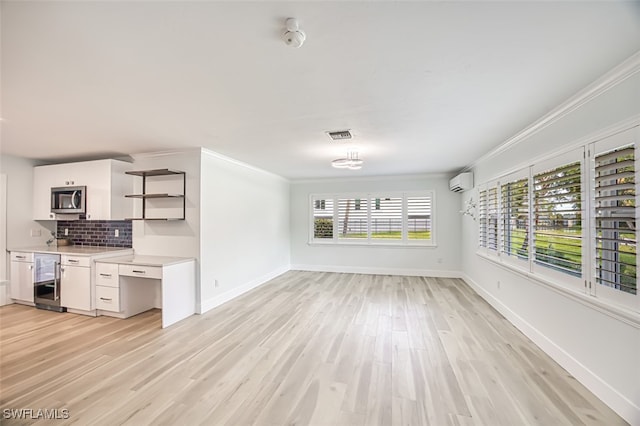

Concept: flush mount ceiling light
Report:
left=332, top=150, right=363, bottom=170
left=282, top=18, right=306, bottom=48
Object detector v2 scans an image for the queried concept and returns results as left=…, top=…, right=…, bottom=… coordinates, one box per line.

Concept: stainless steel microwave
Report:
left=51, top=186, right=86, bottom=214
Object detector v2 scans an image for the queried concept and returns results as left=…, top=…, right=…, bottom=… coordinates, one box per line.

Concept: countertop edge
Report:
left=94, top=256, right=196, bottom=267
left=8, top=246, right=134, bottom=256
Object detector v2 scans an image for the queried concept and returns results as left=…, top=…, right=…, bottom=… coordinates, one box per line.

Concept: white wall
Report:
left=461, top=57, right=640, bottom=423
left=130, top=149, right=202, bottom=307
left=199, top=149, right=290, bottom=313
left=0, top=174, right=6, bottom=282
left=130, top=150, right=201, bottom=257
left=0, top=155, right=55, bottom=300
left=0, top=155, right=55, bottom=253
left=290, top=174, right=461, bottom=276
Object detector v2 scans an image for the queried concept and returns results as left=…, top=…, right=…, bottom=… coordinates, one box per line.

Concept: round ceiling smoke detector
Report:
left=283, top=18, right=306, bottom=48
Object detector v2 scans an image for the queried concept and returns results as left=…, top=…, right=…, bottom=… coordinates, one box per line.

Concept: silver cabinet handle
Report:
left=99, top=273, right=112, bottom=277
left=100, top=297, right=112, bottom=301
left=132, top=270, right=146, bottom=274
left=68, top=259, right=79, bottom=263
left=54, top=261, right=59, bottom=301
left=15, top=256, right=26, bottom=259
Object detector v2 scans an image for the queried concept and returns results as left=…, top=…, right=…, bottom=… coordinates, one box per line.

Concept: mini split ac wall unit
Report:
left=449, top=172, right=473, bottom=192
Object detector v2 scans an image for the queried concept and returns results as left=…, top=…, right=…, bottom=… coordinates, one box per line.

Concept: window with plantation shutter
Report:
left=370, top=197, right=402, bottom=240
left=407, top=196, right=432, bottom=240
left=310, top=191, right=435, bottom=246
left=312, top=197, right=333, bottom=239
left=475, top=130, right=639, bottom=313
left=338, top=198, right=368, bottom=239
left=478, top=189, right=488, bottom=248
left=595, top=145, right=637, bottom=296
left=501, top=177, right=529, bottom=260
left=487, top=187, right=498, bottom=251
left=533, top=160, right=582, bottom=276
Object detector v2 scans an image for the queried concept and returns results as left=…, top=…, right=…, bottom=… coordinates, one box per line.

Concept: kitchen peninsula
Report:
left=10, top=245, right=132, bottom=313
left=9, top=246, right=195, bottom=328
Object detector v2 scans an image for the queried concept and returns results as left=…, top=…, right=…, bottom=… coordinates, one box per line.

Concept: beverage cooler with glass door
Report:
left=34, top=253, right=65, bottom=312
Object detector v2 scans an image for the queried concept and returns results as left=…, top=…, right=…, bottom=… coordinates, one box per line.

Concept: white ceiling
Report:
left=2, top=1, right=640, bottom=180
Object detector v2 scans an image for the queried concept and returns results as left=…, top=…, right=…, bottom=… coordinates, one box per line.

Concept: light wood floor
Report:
left=0, top=271, right=626, bottom=425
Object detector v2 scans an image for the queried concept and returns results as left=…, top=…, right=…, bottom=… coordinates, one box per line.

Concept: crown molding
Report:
left=464, top=50, right=640, bottom=172
left=291, top=172, right=450, bottom=185
left=478, top=115, right=640, bottom=185
left=130, top=147, right=289, bottom=183
left=201, top=148, right=290, bottom=183
left=130, top=147, right=202, bottom=159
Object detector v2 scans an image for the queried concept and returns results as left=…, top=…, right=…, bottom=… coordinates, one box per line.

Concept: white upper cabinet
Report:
left=33, top=164, right=64, bottom=220
left=33, top=159, right=132, bottom=221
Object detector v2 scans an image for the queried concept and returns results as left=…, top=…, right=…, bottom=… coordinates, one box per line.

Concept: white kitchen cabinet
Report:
left=96, top=262, right=119, bottom=287
left=33, top=159, right=132, bottom=220
left=94, top=256, right=195, bottom=328
left=95, top=261, right=154, bottom=315
left=96, top=286, right=120, bottom=312
left=60, top=256, right=92, bottom=311
left=10, top=252, right=34, bottom=303
left=83, top=160, right=132, bottom=221
left=33, top=165, right=62, bottom=220
left=33, top=162, right=89, bottom=220
left=95, top=262, right=120, bottom=312
left=8, top=248, right=133, bottom=315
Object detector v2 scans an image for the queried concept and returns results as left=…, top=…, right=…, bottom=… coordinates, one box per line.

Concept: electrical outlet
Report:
left=64, top=228, right=69, bottom=236
left=30, top=229, right=41, bottom=237
left=114, top=229, right=119, bottom=237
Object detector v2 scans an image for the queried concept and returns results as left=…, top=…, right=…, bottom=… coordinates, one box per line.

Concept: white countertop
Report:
left=9, top=245, right=133, bottom=256
left=95, top=255, right=195, bottom=267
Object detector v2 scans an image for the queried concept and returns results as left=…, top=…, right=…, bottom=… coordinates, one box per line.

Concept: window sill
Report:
left=476, top=251, right=640, bottom=329
left=309, top=241, right=437, bottom=249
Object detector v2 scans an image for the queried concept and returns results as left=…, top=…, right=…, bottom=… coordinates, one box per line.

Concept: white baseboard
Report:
left=460, top=273, right=640, bottom=425
left=198, top=264, right=460, bottom=314
left=200, top=265, right=290, bottom=314
left=291, top=264, right=461, bottom=278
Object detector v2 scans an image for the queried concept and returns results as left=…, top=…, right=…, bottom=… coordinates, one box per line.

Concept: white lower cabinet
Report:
left=96, top=263, right=119, bottom=287
left=10, top=252, right=34, bottom=303
left=9, top=249, right=134, bottom=314
left=60, top=263, right=91, bottom=311
left=96, top=286, right=120, bottom=312
left=95, top=261, right=156, bottom=318
left=95, top=263, right=120, bottom=312
left=119, top=264, right=162, bottom=279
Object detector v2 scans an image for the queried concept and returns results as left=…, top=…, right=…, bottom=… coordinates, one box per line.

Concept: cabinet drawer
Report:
left=95, top=263, right=119, bottom=287
left=62, top=255, right=91, bottom=268
left=96, top=286, right=120, bottom=312
left=119, top=264, right=162, bottom=279
left=11, top=252, right=34, bottom=262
